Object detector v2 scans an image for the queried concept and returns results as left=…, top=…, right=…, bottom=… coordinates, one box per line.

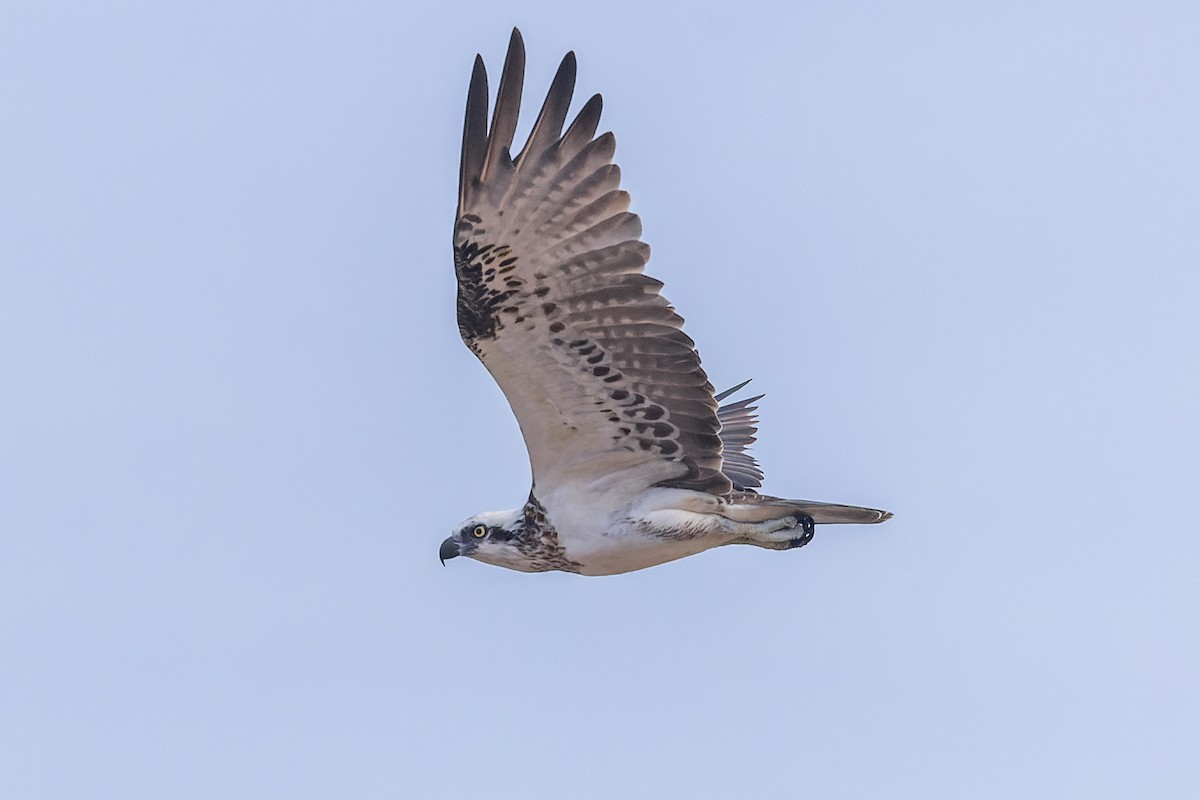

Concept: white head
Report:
left=439, top=509, right=541, bottom=572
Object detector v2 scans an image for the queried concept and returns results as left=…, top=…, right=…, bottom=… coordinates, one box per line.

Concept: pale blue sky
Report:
left=2, top=2, right=1198, bottom=798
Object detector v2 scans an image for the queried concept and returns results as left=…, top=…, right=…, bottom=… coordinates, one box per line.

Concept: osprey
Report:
left=441, top=30, right=891, bottom=576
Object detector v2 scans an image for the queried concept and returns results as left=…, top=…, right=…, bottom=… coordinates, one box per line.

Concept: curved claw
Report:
left=787, top=514, right=816, bottom=549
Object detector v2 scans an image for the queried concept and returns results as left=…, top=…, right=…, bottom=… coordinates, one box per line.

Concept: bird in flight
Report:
left=441, top=29, right=891, bottom=576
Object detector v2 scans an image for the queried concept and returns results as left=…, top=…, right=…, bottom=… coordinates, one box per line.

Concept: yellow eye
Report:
left=472, top=525, right=487, bottom=538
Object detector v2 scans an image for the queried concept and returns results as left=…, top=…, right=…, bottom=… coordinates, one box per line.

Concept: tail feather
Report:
left=722, top=492, right=892, bottom=525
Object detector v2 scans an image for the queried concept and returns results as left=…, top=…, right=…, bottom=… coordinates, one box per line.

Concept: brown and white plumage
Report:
left=440, top=30, right=891, bottom=576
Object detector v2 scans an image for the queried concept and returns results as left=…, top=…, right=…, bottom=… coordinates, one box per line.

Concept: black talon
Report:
left=787, top=514, right=816, bottom=549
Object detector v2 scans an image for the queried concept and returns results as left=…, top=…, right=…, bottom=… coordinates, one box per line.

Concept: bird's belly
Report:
left=561, top=525, right=725, bottom=576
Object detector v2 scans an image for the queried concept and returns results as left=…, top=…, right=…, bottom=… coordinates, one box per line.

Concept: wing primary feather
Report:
left=516, top=50, right=576, bottom=167
left=714, top=379, right=753, bottom=402
left=481, top=28, right=525, bottom=185
left=459, top=55, right=489, bottom=215
left=558, top=93, right=604, bottom=160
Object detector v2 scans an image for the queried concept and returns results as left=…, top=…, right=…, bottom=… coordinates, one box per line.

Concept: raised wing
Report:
left=454, top=29, right=731, bottom=498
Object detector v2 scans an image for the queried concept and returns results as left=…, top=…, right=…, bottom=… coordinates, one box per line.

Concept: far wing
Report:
left=454, top=30, right=731, bottom=499
left=715, top=381, right=764, bottom=491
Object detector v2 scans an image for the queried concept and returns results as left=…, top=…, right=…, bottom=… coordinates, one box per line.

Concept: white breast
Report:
left=543, top=485, right=733, bottom=576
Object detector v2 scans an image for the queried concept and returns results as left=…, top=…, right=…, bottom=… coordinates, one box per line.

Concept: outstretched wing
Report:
left=454, top=29, right=730, bottom=498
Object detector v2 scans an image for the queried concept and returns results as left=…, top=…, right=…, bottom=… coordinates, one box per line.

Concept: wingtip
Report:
left=501, top=29, right=525, bottom=87
left=579, top=92, right=604, bottom=118
left=507, top=27, right=525, bottom=58
left=559, top=51, right=578, bottom=86
left=480, top=28, right=527, bottom=184
left=468, top=54, right=488, bottom=99
left=714, top=379, right=754, bottom=402
left=459, top=53, right=491, bottom=213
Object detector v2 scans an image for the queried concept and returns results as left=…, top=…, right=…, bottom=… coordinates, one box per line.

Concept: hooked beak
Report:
left=439, top=537, right=461, bottom=566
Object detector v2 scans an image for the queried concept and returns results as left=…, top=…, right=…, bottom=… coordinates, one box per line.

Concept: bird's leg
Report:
left=723, top=512, right=817, bottom=551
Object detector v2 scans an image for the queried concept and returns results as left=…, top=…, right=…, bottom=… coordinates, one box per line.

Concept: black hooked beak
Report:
left=439, top=537, right=461, bottom=566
